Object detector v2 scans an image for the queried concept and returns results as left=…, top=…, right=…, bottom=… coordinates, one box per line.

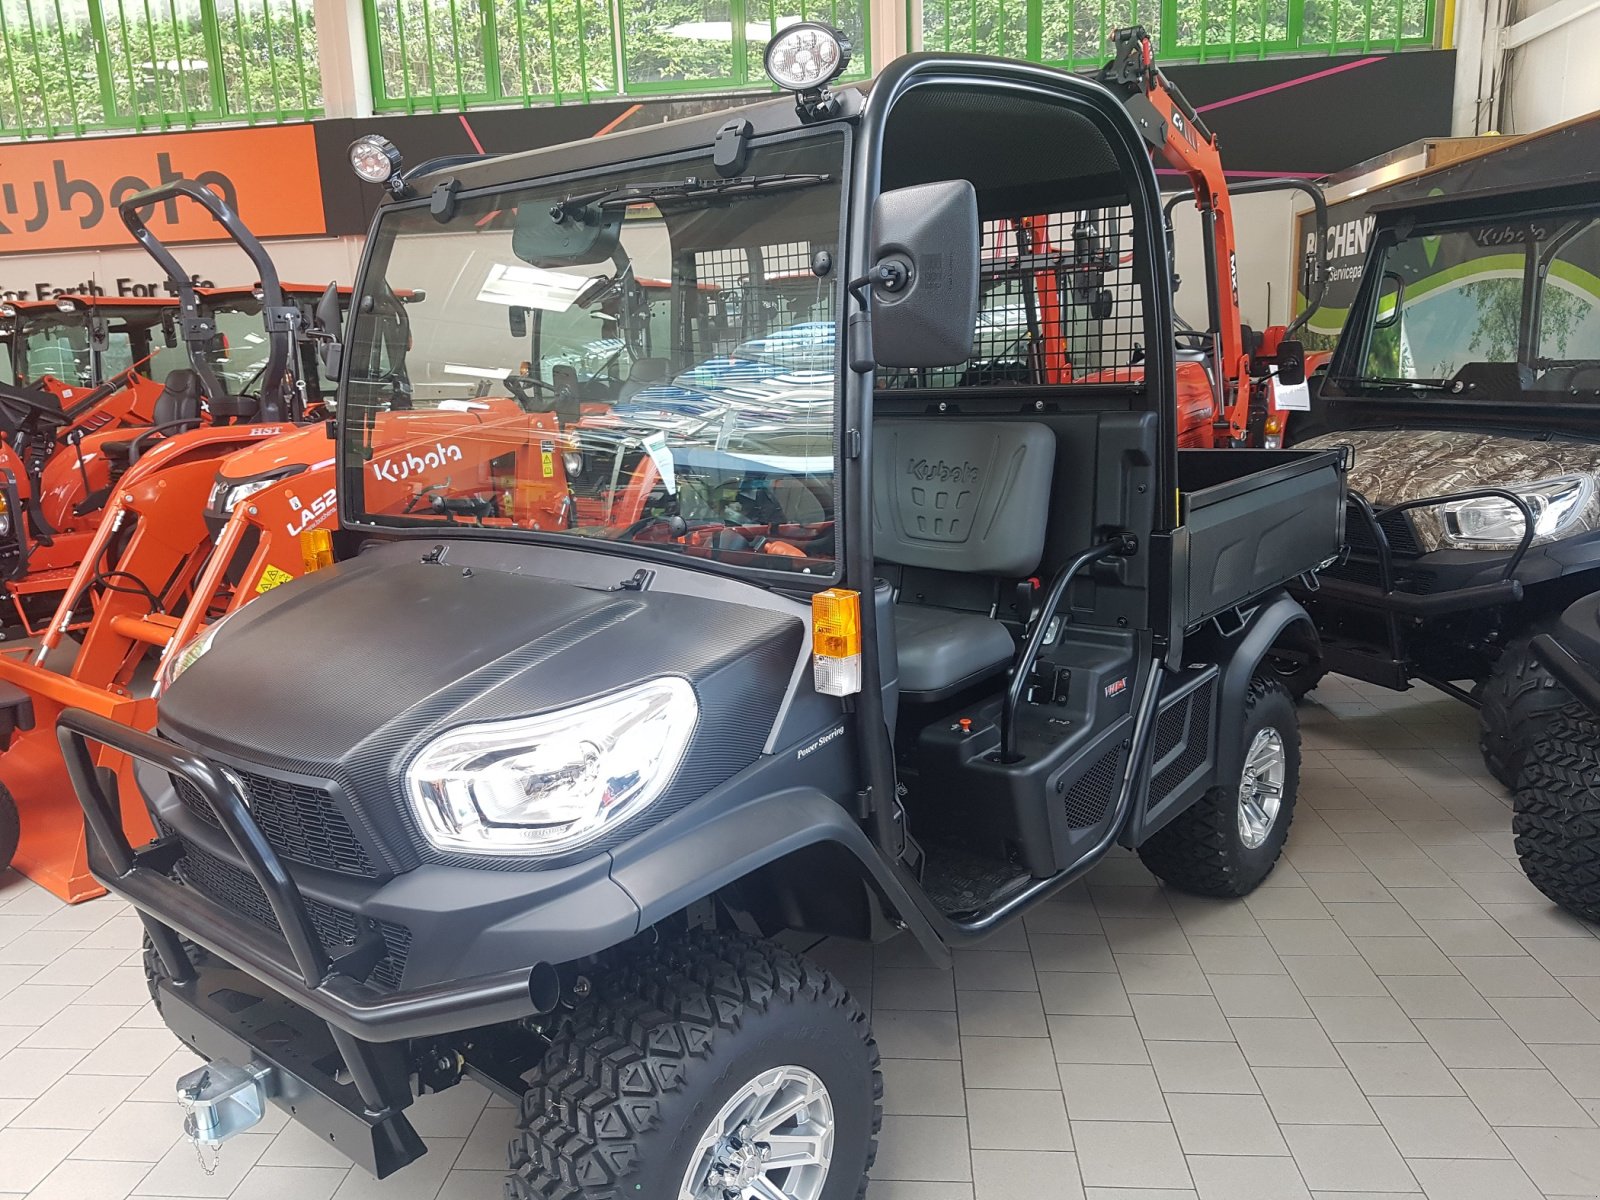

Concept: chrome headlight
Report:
left=406, top=678, right=697, bottom=856
left=1440, top=475, right=1594, bottom=549
left=159, top=605, right=244, bottom=692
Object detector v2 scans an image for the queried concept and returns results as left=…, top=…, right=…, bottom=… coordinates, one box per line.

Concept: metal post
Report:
left=314, top=0, right=375, bottom=117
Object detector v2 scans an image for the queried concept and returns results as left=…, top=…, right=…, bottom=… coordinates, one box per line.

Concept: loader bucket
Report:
left=0, top=632, right=156, bottom=901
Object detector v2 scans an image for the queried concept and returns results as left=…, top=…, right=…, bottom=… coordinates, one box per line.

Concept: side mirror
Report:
left=863, top=180, right=979, bottom=369
left=161, top=310, right=178, bottom=348
left=314, top=281, right=343, bottom=378
left=1375, top=270, right=1405, bottom=331
left=1275, top=339, right=1306, bottom=387
left=509, top=305, right=529, bottom=339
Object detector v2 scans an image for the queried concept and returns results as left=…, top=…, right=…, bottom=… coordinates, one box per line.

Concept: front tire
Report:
left=1481, top=629, right=1569, bottom=789
left=1138, top=676, right=1300, bottom=897
left=1513, top=702, right=1600, bottom=923
left=508, top=930, right=881, bottom=1200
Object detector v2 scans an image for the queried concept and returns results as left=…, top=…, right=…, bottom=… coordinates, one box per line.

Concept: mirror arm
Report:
left=845, top=263, right=910, bottom=374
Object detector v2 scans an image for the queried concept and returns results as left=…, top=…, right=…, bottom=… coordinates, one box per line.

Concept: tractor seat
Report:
left=873, top=418, right=1056, bottom=701
left=103, top=369, right=203, bottom=464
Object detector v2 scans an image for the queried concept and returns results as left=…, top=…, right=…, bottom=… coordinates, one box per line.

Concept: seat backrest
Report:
left=872, top=419, right=1055, bottom=576
left=153, top=369, right=201, bottom=427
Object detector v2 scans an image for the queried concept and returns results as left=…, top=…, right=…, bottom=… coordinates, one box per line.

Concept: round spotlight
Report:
left=55, top=297, right=78, bottom=313
left=764, top=22, right=851, bottom=92
left=349, top=134, right=403, bottom=185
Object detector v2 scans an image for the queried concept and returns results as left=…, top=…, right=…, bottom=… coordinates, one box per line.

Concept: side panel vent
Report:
left=1064, top=740, right=1127, bottom=829
left=1150, top=678, right=1216, bottom=805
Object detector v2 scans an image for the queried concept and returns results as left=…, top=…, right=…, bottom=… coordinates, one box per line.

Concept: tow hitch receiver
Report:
left=177, top=1061, right=272, bottom=1146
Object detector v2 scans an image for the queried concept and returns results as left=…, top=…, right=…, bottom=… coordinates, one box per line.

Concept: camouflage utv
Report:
left=1287, top=177, right=1600, bottom=786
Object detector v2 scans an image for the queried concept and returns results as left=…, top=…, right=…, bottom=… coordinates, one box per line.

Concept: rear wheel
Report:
left=1481, top=628, right=1570, bottom=789
left=0, top=781, right=16, bottom=874
left=507, top=930, right=881, bottom=1200
left=1513, top=702, right=1600, bottom=923
left=1139, top=676, right=1300, bottom=897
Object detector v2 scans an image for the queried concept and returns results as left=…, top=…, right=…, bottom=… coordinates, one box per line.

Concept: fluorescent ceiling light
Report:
left=444, top=363, right=516, bottom=380
left=478, top=263, right=589, bottom=312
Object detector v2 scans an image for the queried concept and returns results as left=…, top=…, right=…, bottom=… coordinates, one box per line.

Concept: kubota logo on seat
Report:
left=371, top=442, right=464, bottom=484
left=907, top=458, right=979, bottom=484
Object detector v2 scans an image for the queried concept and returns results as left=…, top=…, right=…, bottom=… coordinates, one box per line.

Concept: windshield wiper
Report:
left=1334, top=374, right=1459, bottom=392
left=553, top=174, right=833, bottom=217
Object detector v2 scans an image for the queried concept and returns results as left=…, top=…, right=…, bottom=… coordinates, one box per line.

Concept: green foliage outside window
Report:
left=0, top=0, right=322, bottom=138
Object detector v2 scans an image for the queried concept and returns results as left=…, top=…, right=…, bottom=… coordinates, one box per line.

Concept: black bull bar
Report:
left=56, top=708, right=552, bottom=1177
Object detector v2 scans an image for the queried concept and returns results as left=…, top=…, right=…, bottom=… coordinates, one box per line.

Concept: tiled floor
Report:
left=3, top=676, right=1600, bottom=1199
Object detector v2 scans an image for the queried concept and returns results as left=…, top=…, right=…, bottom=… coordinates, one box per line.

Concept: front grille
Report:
left=1151, top=680, right=1214, bottom=802
left=1347, top=508, right=1424, bottom=557
left=173, top=771, right=377, bottom=878
left=175, top=836, right=411, bottom=991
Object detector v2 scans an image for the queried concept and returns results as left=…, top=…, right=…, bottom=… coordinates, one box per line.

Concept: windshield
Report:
left=1354, top=209, right=1600, bottom=395
left=342, top=134, right=843, bottom=576
left=15, top=312, right=186, bottom=389
left=207, top=297, right=339, bottom=408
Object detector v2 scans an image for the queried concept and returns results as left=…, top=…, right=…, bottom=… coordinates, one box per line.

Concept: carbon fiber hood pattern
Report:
left=158, top=554, right=806, bottom=870
left=1296, top=428, right=1600, bottom=550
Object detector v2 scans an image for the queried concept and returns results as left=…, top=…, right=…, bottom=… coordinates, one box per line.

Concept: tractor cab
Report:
left=0, top=295, right=185, bottom=426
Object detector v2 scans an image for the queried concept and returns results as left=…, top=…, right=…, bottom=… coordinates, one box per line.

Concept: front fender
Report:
left=608, top=783, right=949, bottom=965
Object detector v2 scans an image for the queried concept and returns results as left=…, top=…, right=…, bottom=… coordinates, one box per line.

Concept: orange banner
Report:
left=0, top=125, right=326, bottom=253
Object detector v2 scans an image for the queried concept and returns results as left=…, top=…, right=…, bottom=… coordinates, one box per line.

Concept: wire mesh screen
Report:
left=880, top=205, right=1148, bottom=390
left=691, top=242, right=836, bottom=364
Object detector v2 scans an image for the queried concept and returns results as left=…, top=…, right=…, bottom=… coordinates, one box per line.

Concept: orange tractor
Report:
left=0, top=285, right=345, bottom=634
left=1096, top=25, right=1328, bottom=447
left=0, top=179, right=343, bottom=898
left=0, top=179, right=572, bottom=899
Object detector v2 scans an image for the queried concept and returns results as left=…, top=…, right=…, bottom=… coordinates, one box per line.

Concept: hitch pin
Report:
left=175, top=1060, right=273, bottom=1173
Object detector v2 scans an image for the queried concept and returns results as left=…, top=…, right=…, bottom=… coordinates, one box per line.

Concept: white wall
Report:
left=1168, top=189, right=1299, bottom=333
left=1503, top=3, right=1600, bottom=132
left=0, top=237, right=368, bottom=303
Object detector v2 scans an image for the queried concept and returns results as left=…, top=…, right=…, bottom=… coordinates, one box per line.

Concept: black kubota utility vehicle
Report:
left=1504, top=600, right=1600, bottom=923
left=59, top=31, right=1346, bottom=1199
left=1287, top=177, right=1600, bottom=786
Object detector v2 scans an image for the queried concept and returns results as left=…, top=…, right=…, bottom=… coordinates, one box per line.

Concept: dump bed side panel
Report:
left=1178, top=449, right=1346, bottom=626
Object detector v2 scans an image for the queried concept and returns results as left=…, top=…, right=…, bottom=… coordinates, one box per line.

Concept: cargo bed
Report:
left=1176, top=448, right=1347, bottom=626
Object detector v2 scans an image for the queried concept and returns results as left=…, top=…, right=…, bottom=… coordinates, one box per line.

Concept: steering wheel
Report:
left=1174, top=329, right=1214, bottom=353
left=503, top=373, right=558, bottom=409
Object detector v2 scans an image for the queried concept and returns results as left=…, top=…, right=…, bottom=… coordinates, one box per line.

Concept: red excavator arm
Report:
left=1099, top=26, right=1328, bottom=447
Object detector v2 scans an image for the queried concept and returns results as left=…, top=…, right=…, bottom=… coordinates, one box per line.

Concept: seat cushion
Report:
left=894, top=605, right=1015, bottom=698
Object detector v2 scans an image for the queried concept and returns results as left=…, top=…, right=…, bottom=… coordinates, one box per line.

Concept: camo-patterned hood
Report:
left=1295, top=428, right=1600, bottom=550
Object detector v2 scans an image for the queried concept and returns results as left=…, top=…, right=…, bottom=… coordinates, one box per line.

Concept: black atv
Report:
left=1287, top=177, right=1600, bottom=787
left=59, top=31, right=1346, bottom=1200
left=1506, top=598, right=1600, bottom=922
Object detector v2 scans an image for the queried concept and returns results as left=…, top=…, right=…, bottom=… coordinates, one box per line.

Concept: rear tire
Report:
left=0, top=781, right=17, bottom=874
left=1481, top=629, right=1569, bottom=789
left=1513, top=702, right=1600, bottom=923
left=507, top=929, right=881, bottom=1200
left=1139, top=676, right=1300, bottom=897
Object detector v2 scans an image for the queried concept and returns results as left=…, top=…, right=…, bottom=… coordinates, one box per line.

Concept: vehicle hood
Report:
left=1295, top=427, right=1600, bottom=550
left=158, top=553, right=806, bottom=854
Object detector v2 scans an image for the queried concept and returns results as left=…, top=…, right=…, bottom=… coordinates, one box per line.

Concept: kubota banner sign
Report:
left=0, top=125, right=325, bottom=252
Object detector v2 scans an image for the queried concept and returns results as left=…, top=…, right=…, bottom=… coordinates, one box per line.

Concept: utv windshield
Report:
left=1352, top=208, right=1600, bottom=397
left=342, top=134, right=843, bottom=575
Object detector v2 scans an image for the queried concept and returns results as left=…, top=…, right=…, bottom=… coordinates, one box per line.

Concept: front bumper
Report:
left=59, top=709, right=561, bottom=1043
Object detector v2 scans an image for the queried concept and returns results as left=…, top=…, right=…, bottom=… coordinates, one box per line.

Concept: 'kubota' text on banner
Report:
left=0, top=125, right=326, bottom=252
